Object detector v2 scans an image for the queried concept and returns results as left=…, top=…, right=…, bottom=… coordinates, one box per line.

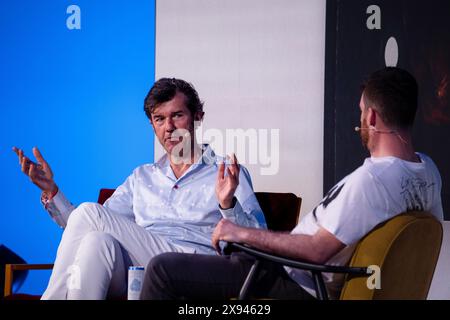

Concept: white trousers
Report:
left=41, top=202, right=185, bottom=300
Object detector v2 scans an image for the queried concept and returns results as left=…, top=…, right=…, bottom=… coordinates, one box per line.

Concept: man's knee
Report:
left=80, top=231, right=116, bottom=248
left=66, top=202, right=105, bottom=228
left=146, top=253, right=186, bottom=282
left=78, top=231, right=122, bottom=262
left=147, top=253, right=178, bottom=274
left=141, top=253, right=187, bottom=299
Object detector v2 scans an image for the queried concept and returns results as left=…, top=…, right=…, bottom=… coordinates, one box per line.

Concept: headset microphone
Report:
left=354, top=126, right=374, bottom=132
left=354, top=125, right=407, bottom=143
left=354, top=126, right=395, bottom=134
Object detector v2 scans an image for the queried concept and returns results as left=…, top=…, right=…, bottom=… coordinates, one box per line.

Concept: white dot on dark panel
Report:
left=385, top=36, right=399, bottom=67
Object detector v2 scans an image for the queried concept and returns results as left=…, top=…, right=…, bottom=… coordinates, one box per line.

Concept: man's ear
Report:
left=193, top=112, right=204, bottom=130
left=368, top=107, right=377, bottom=127
left=194, top=111, right=204, bottom=122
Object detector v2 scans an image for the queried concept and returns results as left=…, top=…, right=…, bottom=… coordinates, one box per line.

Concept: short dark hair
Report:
left=144, top=78, right=204, bottom=120
left=362, top=67, right=418, bottom=129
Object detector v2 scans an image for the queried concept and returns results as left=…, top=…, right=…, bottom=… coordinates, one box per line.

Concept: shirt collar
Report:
left=154, top=144, right=218, bottom=180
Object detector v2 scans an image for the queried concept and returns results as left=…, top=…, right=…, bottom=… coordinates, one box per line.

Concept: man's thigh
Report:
left=254, top=263, right=316, bottom=300
left=142, top=251, right=316, bottom=300
left=142, top=252, right=256, bottom=299
left=76, top=203, right=181, bottom=266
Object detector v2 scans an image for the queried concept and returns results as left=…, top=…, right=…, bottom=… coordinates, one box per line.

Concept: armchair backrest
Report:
left=255, top=192, right=301, bottom=231
left=98, top=188, right=115, bottom=205
left=340, top=211, right=443, bottom=300
left=98, top=189, right=301, bottom=232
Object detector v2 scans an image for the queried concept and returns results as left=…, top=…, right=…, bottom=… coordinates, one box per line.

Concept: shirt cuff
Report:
left=219, top=197, right=238, bottom=220
left=41, top=189, right=75, bottom=228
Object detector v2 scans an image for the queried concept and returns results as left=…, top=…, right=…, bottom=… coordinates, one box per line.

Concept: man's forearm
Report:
left=239, top=228, right=320, bottom=263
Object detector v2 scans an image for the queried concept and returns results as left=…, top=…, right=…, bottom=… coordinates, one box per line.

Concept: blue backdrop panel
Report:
left=0, top=0, right=155, bottom=294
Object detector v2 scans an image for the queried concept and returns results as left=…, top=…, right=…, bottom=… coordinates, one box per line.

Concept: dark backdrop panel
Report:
left=325, top=0, right=450, bottom=219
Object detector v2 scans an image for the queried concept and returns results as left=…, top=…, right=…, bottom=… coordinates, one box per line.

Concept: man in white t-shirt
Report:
left=140, top=67, right=444, bottom=300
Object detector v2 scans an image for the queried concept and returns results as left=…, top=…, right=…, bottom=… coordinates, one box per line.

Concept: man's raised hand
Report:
left=215, top=153, right=240, bottom=209
left=13, top=146, right=57, bottom=194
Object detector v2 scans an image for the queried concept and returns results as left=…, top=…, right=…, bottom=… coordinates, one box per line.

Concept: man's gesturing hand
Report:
left=13, top=146, right=57, bottom=194
left=215, top=153, right=240, bottom=209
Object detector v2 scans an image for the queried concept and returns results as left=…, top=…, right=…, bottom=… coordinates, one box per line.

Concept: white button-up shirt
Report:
left=44, top=145, right=267, bottom=254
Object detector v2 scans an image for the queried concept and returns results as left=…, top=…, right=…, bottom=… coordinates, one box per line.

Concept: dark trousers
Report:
left=140, top=251, right=316, bottom=300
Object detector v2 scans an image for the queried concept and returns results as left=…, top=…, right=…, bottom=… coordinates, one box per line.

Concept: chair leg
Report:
left=238, top=260, right=261, bottom=300
left=312, top=271, right=328, bottom=300
left=4, top=264, right=13, bottom=297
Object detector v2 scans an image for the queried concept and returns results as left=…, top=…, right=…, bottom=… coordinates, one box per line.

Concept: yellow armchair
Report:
left=341, top=211, right=442, bottom=299
left=232, top=211, right=443, bottom=300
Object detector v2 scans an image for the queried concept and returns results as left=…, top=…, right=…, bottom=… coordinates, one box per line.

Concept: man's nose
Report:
left=165, top=118, right=175, bottom=132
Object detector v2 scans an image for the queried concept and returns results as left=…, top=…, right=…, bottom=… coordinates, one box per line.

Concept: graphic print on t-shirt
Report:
left=400, top=176, right=436, bottom=211
left=312, top=183, right=345, bottom=220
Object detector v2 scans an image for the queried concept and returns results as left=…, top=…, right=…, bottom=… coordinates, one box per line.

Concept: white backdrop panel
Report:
left=155, top=0, right=326, bottom=217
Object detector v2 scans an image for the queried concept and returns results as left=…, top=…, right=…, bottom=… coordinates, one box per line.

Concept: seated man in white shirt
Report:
left=140, top=67, right=444, bottom=300
left=13, top=78, right=266, bottom=299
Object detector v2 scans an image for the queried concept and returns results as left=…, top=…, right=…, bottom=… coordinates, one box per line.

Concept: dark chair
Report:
left=1, top=244, right=29, bottom=299
left=101, top=189, right=302, bottom=232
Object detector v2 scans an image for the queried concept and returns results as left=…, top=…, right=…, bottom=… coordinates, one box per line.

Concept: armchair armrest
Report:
left=4, top=264, right=54, bottom=297
left=228, top=243, right=370, bottom=300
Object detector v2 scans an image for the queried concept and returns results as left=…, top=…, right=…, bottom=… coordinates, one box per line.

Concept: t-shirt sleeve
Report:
left=318, top=170, right=390, bottom=246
